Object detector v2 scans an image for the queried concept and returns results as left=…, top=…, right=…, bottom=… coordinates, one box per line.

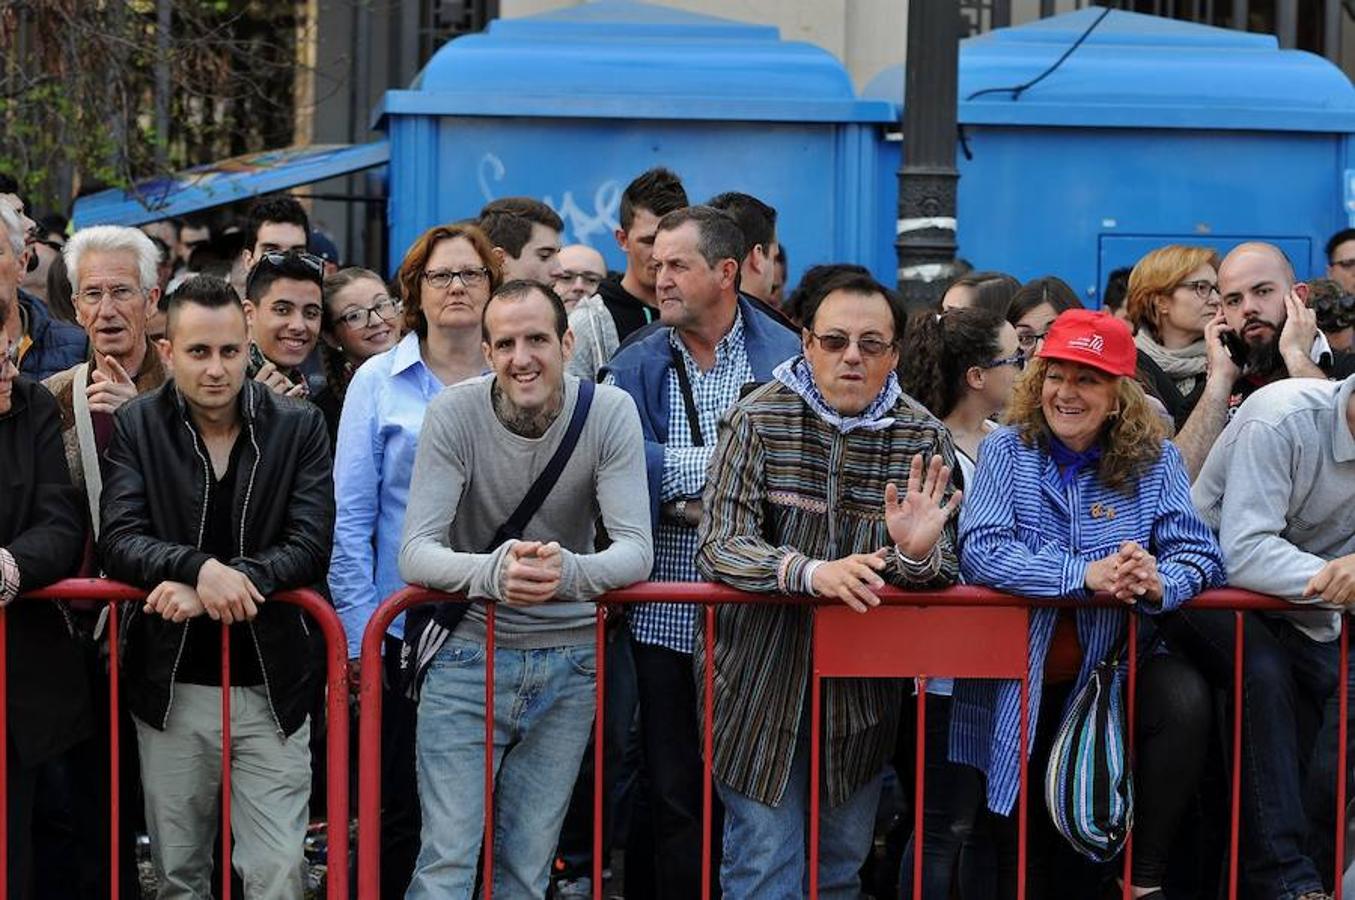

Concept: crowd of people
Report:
left=3, top=164, right=1355, bottom=900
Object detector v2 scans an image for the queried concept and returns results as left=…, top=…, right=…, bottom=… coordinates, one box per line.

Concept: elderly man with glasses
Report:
left=694, top=268, right=961, bottom=899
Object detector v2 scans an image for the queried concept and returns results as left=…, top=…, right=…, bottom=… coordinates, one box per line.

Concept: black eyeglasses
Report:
left=1016, top=330, right=1048, bottom=352
left=1176, top=279, right=1220, bottom=300
left=808, top=331, right=896, bottom=358
left=423, top=267, right=489, bottom=291
left=337, top=296, right=402, bottom=330
left=557, top=270, right=603, bottom=289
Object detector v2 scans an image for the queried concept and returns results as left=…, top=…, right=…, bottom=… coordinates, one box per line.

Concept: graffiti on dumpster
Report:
left=478, top=152, right=622, bottom=245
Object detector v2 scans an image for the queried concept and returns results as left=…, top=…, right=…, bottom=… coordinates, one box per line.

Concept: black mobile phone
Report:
left=1220, top=330, right=1249, bottom=367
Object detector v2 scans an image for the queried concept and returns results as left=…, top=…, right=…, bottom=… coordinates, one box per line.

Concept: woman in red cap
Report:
left=944, top=309, right=1225, bottom=900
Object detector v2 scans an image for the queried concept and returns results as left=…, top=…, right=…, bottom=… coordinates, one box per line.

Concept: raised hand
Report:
left=885, top=453, right=962, bottom=560
left=86, top=355, right=138, bottom=414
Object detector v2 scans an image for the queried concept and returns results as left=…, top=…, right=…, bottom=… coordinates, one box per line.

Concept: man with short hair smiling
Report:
left=44, top=226, right=169, bottom=499
left=695, top=270, right=960, bottom=899
left=243, top=249, right=325, bottom=396
left=398, top=279, right=651, bottom=898
left=602, top=205, right=800, bottom=897
left=99, top=275, right=334, bottom=900
left=478, top=197, right=567, bottom=284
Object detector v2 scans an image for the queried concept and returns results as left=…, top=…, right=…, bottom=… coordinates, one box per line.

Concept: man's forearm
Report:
left=1173, top=377, right=1231, bottom=482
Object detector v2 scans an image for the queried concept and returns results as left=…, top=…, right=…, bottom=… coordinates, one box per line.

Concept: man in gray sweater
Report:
left=399, top=279, right=652, bottom=900
left=1180, top=374, right=1355, bottom=900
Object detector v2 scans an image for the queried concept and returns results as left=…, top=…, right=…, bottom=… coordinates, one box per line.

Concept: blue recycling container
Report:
left=374, top=0, right=895, bottom=285
left=865, top=8, right=1355, bottom=304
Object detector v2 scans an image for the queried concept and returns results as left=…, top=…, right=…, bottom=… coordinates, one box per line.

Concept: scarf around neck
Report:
left=1048, top=434, right=1102, bottom=490
left=1133, top=330, right=1207, bottom=395
left=773, top=356, right=901, bottom=434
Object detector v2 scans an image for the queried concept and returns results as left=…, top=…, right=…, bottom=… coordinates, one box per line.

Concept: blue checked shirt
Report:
left=629, top=313, right=753, bottom=654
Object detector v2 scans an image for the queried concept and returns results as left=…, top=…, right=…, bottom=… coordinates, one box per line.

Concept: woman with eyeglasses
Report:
left=315, top=267, right=403, bottom=436
left=896, top=306, right=1023, bottom=900
left=1007, top=276, right=1082, bottom=358
left=328, top=223, right=502, bottom=897
left=1125, top=245, right=1225, bottom=432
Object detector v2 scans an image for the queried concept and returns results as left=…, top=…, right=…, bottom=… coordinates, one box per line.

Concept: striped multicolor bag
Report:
left=1044, top=644, right=1133, bottom=862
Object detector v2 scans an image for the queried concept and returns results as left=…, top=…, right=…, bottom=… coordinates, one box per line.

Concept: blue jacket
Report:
left=19, top=290, right=88, bottom=382
left=601, top=296, right=801, bottom=527
left=950, top=427, right=1224, bottom=816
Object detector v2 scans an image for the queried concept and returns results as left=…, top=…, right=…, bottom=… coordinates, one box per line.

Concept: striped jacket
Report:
left=951, top=426, right=1224, bottom=815
left=694, top=380, right=959, bottom=807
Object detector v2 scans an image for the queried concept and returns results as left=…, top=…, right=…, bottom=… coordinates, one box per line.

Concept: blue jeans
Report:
left=1164, top=610, right=1340, bottom=900
left=407, top=640, right=597, bottom=900
left=715, top=720, right=883, bottom=900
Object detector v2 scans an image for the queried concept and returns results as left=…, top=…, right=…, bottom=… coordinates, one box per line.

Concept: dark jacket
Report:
left=0, top=377, right=92, bottom=766
left=18, top=289, right=88, bottom=383
left=99, top=379, right=335, bottom=736
left=601, top=295, right=801, bottom=527
left=597, top=276, right=659, bottom=345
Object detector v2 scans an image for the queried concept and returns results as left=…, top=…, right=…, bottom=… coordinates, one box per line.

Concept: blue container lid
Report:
left=864, top=7, right=1355, bottom=133
left=375, top=0, right=893, bottom=126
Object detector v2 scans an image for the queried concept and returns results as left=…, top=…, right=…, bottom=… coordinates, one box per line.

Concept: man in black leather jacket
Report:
left=99, top=275, right=334, bottom=899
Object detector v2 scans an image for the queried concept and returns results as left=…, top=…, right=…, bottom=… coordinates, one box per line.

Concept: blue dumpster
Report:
left=865, top=8, right=1355, bottom=305
left=374, top=0, right=894, bottom=284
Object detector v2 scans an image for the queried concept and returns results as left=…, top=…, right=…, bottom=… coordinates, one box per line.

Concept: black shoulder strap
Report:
left=486, top=379, right=596, bottom=550
left=669, top=343, right=705, bottom=447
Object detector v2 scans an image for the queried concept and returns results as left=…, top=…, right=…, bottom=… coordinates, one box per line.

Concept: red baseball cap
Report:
left=1035, top=309, right=1136, bottom=377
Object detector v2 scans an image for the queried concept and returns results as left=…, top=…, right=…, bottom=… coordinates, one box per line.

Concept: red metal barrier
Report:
left=12, top=579, right=350, bottom=900
left=356, top=584, right=1350, bottom=900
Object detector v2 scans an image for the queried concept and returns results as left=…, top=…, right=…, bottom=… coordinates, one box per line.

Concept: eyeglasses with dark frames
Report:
left=423, top=267, right=490, bottom=291
left=336, top=296, right=402, bottom=330
left=808, top=331, right=896, bottom=358
left=985, top=351, right=1026, bottom=370
left=1176, top=279, right=1220, bottom=300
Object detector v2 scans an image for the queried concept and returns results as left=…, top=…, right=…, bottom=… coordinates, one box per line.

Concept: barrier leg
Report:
left=0, top=607, right=8, bottom=900
left=1337, top=622, right=1349, bottom=900
left=702, top=604, right=715, bottom=900
left=220, top=626, right=232, bottom=900
left=1228, top=612, right=1243, bottom=900
left=912, top=678, right=927, bottom=900
left=1017, top=671, right=1028, bottom=900
left=1122, top=616, right=1137, bottom=900
left=809, top=669, right=821, bottom=900
left=484, top=603, right=496, bottom=900
left=592, top=609, right=605, bottom=900
left=108, top=603, right=121, bottom=900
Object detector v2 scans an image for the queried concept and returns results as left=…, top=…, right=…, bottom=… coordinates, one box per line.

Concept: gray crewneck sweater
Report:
left=1192, top=374, right=1355, bottom=643
left=398, top=374, right=653, bottom=648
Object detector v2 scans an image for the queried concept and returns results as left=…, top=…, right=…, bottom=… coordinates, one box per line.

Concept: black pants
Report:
left=632, top=639, right=722, bottom=900
left=377, top=633, right=422, bottom=900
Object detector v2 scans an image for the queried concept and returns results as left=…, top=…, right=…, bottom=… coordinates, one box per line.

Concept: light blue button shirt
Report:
left=328, top=332, right=446, bottom=658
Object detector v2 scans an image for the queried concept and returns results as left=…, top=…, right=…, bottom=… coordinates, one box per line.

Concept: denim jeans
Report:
left=1163, top=609, right=1340, bottom=900
left=407, top=639, right=597, bottom=900
left=715, top=717, right=883, bottom=900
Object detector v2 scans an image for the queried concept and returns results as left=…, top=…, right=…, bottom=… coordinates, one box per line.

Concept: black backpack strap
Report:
left=403, top=381, right=597, bottom=699
left=488, top=379, right=596, bottom=549
left=669, top=343, right=705, bottom=447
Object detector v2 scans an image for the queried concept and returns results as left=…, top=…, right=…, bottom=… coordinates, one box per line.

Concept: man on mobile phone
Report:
left=1173, top=241, right=1329, bottom=479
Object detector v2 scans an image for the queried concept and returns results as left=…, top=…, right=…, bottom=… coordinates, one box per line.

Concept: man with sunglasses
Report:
left=243, top=249, right=326, bottom=398
left=695, top=269, right=959, bottom=898
left=602, top=205, right=800, bottom=898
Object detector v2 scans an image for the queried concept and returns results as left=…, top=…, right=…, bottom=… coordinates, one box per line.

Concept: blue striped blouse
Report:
left=950, top=426, right=1224, bottom=815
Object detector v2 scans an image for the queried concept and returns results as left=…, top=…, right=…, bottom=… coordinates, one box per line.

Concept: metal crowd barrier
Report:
left=356, top=584, right=1350, bottom=900
left=11, top=579, right=350, bottom=900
